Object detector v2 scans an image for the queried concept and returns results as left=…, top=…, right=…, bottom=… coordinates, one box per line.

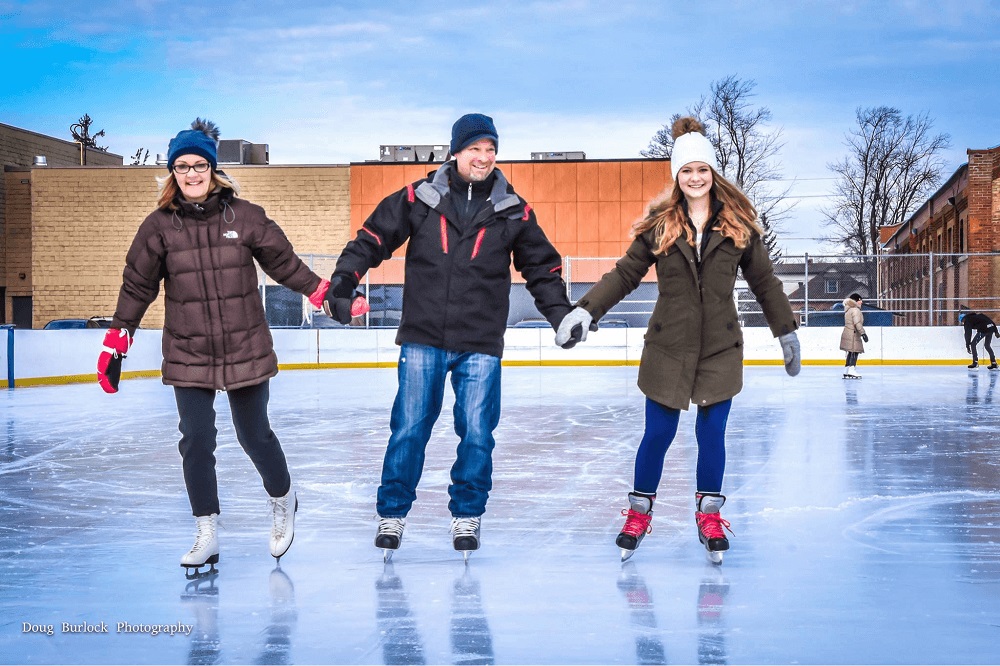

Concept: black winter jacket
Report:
left=333, top=163, right=572, bottom=357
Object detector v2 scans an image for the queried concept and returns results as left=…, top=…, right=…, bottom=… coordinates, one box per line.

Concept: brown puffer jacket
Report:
left=111, top=189, right=323, bottom=390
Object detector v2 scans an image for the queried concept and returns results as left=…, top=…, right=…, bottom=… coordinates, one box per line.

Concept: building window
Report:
left=825, top=279, right=839, bottom=294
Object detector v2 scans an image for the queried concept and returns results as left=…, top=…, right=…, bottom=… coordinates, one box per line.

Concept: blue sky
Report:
left=2, top=0, right=998, bottom=254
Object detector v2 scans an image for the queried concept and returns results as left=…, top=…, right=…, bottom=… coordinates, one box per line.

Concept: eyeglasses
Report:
left=173, top=162, right=211, bottom=174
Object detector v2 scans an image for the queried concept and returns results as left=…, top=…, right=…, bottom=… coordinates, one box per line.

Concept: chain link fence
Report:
left=260, top=252, right=1000, bottom=329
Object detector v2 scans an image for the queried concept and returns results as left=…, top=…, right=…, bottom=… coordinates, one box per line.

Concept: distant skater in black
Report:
left=961, top=311, right=999, bottom=369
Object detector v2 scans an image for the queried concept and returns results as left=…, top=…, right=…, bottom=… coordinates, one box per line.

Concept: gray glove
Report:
left=555, top=307, right=595, bottom=348
left=779, top=332, right=801, bottom=377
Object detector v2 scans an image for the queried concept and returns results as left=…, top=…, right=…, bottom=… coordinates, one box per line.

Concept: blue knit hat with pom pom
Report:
left=167, top=118, right=220, bottom=171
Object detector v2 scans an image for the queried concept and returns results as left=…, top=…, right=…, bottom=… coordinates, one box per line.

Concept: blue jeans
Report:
left=377, top=344, right=502, bottom=518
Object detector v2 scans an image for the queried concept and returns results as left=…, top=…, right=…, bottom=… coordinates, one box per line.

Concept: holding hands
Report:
left=555, top=307, right=598, bottom=349
left=321, top=276, right=371, bottom=325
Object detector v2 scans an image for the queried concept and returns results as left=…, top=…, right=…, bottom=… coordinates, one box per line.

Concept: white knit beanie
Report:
left=670, top=131, right=718, bottom=180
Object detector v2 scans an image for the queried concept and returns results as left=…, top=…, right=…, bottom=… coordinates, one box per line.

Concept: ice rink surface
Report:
left=2, top=364, right=1000, bottom=665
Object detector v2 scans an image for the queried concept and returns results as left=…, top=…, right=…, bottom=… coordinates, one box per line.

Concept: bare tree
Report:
left=641, top=75, right=791, bottom=261
left=131, top=148, right=150, bottom=166
left=824, top=106, right=950, bottom=256
left=69, top=114, right=108, bottom=165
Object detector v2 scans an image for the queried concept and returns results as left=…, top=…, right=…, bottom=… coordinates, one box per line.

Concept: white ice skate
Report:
left=375, top=517, right=405, bottom=563
left=843, top=366, right=861, bottom=380
left=181, top=514, right=219, bottom=577
left=268, top=486, right=297, bottom=561
left=450, top=516, right=481, bottom=562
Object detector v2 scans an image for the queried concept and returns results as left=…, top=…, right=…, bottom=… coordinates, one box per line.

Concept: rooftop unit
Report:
left=218, top=139, right=269, bottom=165
left=530, top=151, right=586, bottom=161
left=380, top=144, right=449, bottom=163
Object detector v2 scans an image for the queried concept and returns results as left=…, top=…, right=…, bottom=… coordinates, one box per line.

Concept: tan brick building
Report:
left=1, top=122, right=123, bottom=325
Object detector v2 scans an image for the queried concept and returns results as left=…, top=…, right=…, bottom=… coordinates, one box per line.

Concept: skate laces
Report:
left=191, top=516, right=216, bottom=552
left=620, top=508, right=653, bottom=538
left=269, top=496, right=290, bottom=539
left=696, top=512, right=733, bottom=540
left=450, top=516, right=480, bottom=538
left=378, top=517, right=405, bottom=538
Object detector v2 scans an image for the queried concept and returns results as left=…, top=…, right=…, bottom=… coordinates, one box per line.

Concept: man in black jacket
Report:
left=961, top=310, right=999, bottom=369
left=325, top=113, right=577, bottom=560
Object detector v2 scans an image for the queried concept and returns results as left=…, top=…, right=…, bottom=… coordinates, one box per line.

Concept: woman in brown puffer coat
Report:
left=840, top=292, right=867, bottom=379
left=97, top=119, right=336, bottom=573
left=556, top=117, right=800, bottom=563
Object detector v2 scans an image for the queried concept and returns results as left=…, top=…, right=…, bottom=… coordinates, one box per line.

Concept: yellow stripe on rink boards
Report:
left=0, top=359, right=972, bottom=388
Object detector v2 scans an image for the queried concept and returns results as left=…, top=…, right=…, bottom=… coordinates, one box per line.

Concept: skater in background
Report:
left=555, top=117, right=800, bottom=563
left=326, top=113, right=577, bottom=561
left=840, top=293, right=867, bottom=379
left=97, top=118, right=345, bottom=573
left=960, top=309, right=999, bottom=369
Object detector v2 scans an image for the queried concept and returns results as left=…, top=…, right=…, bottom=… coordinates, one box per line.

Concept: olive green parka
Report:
left=576, top=204, right=797, bottom=410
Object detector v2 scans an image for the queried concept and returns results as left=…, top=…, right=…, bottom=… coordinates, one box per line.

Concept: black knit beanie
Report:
left=450, top=113, right=498, bottom=154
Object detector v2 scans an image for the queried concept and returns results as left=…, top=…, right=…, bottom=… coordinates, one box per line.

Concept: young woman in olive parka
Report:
left=556, top=117, right=801, bottom=563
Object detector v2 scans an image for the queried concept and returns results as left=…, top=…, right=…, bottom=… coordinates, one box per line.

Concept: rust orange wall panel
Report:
left=576, top=162, right=599, bottom=202
left=598, top=162, right=621, bottom=201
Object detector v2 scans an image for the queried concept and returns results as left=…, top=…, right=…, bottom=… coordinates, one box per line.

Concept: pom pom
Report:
left=190, top=118, right=220, bottom=141
left=671, top=116, right=705, bottom=140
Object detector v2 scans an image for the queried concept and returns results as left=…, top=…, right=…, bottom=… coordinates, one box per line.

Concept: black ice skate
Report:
left=375, top=517, right=405, bottom=563
left=989, top=363, right=999, bottom=371
left=617, top=492, right=654, bottom=562
left=695, top=493, right=733, bottom=565
left=450, top=516, right=481, bottom=561
left=968, top=362, right=979, bottom=369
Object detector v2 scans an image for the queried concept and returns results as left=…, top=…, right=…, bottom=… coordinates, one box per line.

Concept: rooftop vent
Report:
left=530, top=151, right=586, bottom=161
left=380, top=145, right=449, bottom=163
left=32, top=156, right=47, bottom=167
left=218, top=139, right=269, bottom=165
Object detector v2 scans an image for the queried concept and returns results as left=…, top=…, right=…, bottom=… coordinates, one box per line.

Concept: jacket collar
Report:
left=175, top=187, right=234, bottom=218
left=415, top=161, right=521, bottom=214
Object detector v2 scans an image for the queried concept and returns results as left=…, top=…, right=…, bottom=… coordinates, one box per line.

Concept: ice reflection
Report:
left=696, top=566, right=729, bottom=665
left=254, top=568, right=297, bottom=665
left=450, top=567, right=494, bottom=665
left=181, top=572, right=220, bottom=666
left=375, top=562, right=425, bottom=665
left=616, top=561, right=666, bottom=665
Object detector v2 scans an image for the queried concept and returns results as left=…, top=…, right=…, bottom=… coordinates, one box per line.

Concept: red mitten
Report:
left=308, top=278, right=331, bottom=310
left=97, top=328, right=133, bottom=394
left=351, top=295, right=371, bottom=317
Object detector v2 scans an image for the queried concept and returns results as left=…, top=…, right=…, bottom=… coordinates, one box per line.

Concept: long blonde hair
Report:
left=633, top=117, right=761, bottom=253
left=155, top=170, right=240, bottom=210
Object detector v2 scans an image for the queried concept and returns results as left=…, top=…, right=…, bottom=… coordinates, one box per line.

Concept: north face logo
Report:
left=223, top=230, right=238, bottom=239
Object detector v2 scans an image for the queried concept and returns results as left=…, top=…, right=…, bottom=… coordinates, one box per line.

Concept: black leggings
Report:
left=845, top=351, right=860, bottom=366
left=174, top=380, right=291, bottom=517
left=971, top=330, right=996, bottom=364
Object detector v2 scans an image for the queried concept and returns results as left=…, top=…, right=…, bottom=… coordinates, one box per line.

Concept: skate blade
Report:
left=462, top=551, right=471, bottom=562
left=182, top=562, right=218, bottom=580
left=706, top=550, right=723, bottom=565
left=383, top=549, right=394, bottom=563
left=620, top=548, right=636, bottom=562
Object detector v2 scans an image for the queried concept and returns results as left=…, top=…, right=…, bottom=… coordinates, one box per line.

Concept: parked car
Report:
left=43, top=317, right=114, bottom=330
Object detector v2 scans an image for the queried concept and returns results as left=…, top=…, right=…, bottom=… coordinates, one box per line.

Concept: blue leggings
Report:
left=633, top=397, right=732, bottom=495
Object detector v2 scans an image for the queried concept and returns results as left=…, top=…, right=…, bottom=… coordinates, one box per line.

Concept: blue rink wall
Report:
left=0, top=326, right=974, bottom=388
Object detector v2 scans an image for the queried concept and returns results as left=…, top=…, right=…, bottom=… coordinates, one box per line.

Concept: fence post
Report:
left=2, top=325, right=13, bottom=390
left=928, top=252, right=934, bottom=325
left=564, top=256, right=572, bottom=301
left=803, top=252, right=809, bottom=326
